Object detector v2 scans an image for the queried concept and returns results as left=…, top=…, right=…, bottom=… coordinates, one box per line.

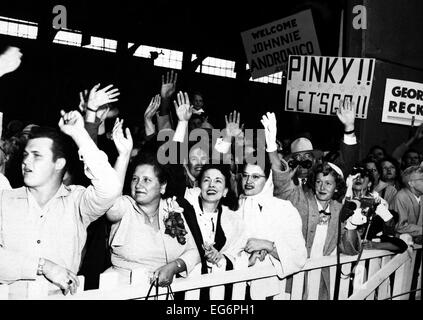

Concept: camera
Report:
left=351, top=166, right=372, bottom=178
left=288, top=159, right=313, bottom=169
left=359, top=196, right=376, bottom=210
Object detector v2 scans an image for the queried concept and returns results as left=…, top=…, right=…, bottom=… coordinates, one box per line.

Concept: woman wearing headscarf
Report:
left=236, top=156, right=307, bottom=299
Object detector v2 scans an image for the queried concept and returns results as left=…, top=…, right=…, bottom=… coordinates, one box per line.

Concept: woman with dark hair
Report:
left=367, top=145, right=387, bottom=163
left=104, top=121, right=200, bottom=288
left=184, top=164, right=246, bottom=299
left=341, top=165, right=407, bottom=254
left=376, top=157, right=402, bottom=196
left=363, top=157, right=398, bottom=203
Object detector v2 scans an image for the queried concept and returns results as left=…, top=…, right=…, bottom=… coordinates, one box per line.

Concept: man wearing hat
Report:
left=287, top=137, right=324, bottom=188
left=285, top=99, right=358, bottom=189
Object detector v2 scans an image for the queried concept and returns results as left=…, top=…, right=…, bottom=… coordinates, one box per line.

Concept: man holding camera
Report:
left=285, top=98, right=358, bottom=190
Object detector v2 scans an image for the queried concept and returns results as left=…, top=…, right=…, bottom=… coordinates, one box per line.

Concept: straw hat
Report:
left=289, top=137, right=323, bottom=159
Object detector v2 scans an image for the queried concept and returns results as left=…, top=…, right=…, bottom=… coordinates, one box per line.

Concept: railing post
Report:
left=307, top=269, right=322, bottom=300
left=366, top=257, right=381, bottom=300
left=99, top=271, right=120, bottom=290
left=27, top=279, right=50, bottom=299
left=352, top=260, right=366, bottom=294
left=291, top=272, right=305, bottom=300
left=0, top=285, right=9, bottom=299
left=377, top=256, right=392, bottom=299
left=338, top=263, right=352, bottom=300
left=392, top=249, right=415, bottom=300
left=273, top=279, right=288, bottom=300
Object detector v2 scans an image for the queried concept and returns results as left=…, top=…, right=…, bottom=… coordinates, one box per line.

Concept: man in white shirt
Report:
left=0, top=110, right=121, bottom=298
left=390, top=165, right=423, bottom=244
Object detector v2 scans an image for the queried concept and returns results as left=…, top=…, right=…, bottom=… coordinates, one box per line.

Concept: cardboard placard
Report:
left=241, top=9, right=321, bottom=79
left=285, top=55, right=376, bottom=119
left=382, top=78, right=423, bottom=126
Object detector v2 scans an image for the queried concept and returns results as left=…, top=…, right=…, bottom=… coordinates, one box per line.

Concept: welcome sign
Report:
left=241, top=9, right=321, bottom=79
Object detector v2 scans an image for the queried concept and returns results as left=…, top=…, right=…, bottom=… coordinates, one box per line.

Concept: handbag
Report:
left=145, top=278, right=174, bottom=300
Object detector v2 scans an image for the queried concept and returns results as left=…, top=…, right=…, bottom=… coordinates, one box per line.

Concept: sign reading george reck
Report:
left=382, top=79, right=423, bottom=126
left=285, top=55, right=376, bottom=119
left=241, top=9, right=321, bottom=79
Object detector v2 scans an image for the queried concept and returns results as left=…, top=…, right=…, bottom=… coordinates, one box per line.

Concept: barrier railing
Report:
left=1, top=245, right=421, bottom=300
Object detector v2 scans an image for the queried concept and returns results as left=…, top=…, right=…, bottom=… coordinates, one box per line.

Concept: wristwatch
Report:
left=37, top=258, right=46, bottom=276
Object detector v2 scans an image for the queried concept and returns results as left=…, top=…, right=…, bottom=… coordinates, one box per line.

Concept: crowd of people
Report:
left=0, top=45, right=422, bottom=300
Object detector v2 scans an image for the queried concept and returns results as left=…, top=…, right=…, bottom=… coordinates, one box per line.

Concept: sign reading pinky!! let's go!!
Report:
left=285, top=55, right=376, bottom=119
left=382, top=79, right=423, bottom=126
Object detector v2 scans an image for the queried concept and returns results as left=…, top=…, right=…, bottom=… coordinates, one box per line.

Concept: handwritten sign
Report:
left=285, top=55, right=376, bottom=119
left=382, top=78, right=423, bottom=126
left=241, top=9, right=321, bottom=79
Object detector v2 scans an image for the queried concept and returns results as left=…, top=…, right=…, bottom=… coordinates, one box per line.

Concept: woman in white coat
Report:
left=237, top=158, right=307, bottom=299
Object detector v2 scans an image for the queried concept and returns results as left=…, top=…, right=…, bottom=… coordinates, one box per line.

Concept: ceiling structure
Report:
left=0, top=0, right=344, bottom=62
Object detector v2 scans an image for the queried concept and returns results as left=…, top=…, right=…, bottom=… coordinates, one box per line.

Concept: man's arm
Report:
left=144, top=94, right=161, bottom=137
left=336, top=98, right=358, bottom=176
left=58, top=110, right=121, bottom=226
left=214, top=110, right=244, bottom=155
left=157, top=71, right=177, bottom=131
left=111, top=118, right=133, bottom=187
left=392, top=124, right=423, bottom=162
left=260, top=112, right=304, bottom=203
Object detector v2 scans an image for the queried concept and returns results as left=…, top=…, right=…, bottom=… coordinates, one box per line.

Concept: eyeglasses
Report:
left=242, top=173, right=266, bottom=181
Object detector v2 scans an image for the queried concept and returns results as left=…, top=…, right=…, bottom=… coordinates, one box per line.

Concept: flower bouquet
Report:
left=163, top=197, right=188, bottom=245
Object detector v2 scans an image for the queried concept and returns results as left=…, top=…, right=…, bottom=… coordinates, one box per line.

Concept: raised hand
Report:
left=112, top=118, right=133, bottom=157
left=0, top=46, right=22, bottom=77
left=413, top=123, right=423, bottom=141
left=42, top=259, right=80, bottom=295
left=224, top=110, right=244, bottom=138
left=336, top=97, right=355, bottom=132
left=173, top=91, right=193, bottom=121
left=260, top=112, right=278, bottom=152
left=78, top=89, right=89, bottom=114
left=87, top=84, right=120, bottom=112
left=144, top=94, right=161, bottom=121
left=58, top=110, right=85, bottom=137
left=161, top=70, right=178, bottom=99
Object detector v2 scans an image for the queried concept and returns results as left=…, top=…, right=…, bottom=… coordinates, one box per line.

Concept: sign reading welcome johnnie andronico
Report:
left=241, top=9, right=321, bottom=79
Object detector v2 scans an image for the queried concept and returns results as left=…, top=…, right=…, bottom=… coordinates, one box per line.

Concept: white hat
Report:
left=327, top=162, right=344, bottom=179
left=290, top=137, right=322, bottom=158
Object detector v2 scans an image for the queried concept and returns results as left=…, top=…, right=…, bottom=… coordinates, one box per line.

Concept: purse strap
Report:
left=145, top=278, right=159, bottom=300
left=166, top=284, right=174, bottom=300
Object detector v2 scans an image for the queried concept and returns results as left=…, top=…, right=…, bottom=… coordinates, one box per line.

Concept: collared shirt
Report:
left=310, top=199, right=330, bottom=258
left=0, top=139, right=121, bottom=297
left=183, top=164, right=198, bottom=188
left=196, top=209, right=218, bottom=246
